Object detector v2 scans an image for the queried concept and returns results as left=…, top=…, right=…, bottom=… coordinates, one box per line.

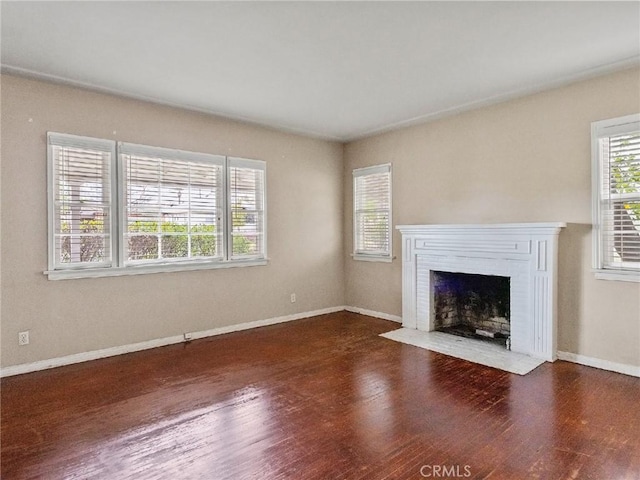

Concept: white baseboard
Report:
left=345, top=306, right=402, bottom=323
left=5, top=308, right=637, bottom=380
left=0, top=306, right=345, bottom=378
left=557, top=351, right=640, bottom=378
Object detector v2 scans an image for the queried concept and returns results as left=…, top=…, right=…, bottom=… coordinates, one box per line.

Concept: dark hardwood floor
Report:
left=2, top=311, right=639, bottom=479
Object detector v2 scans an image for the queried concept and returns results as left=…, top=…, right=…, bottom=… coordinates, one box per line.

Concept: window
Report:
left=119, top=143, right=226, bottom=265
left=47, top=133, right=266, bottom=279
left=47, top=133, right=117, bottom=271
left=228, top=158, right=266, bottom=259
left=591, top=114, right=640, bottom=282
left=353, top=164, right=392, bottom=261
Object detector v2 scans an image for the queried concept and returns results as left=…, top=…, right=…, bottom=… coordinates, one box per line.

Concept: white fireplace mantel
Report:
left=396, top=223, right=566, bottom=362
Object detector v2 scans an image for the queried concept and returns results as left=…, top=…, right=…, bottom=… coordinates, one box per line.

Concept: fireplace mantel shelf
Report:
left=397, top=222, right=566, bottom=235
left=397, top=222, right=566, bottom=362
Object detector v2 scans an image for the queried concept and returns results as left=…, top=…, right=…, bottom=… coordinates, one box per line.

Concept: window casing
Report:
left=48, top=133, right=117, bottom=271
left=47, top=133, right=266, bottom=279
left=591, top=114, right=640, bottom=282
left=119, top=143, right=226, bottom=266
left=353, top=164, right=392, bottom=262
left=228, top=158, right=266, bottom=260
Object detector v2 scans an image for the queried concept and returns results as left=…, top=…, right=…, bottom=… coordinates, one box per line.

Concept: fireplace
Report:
left=396, top=223, right=565, bottom=361
left=432, top=271, right=510, bottom=347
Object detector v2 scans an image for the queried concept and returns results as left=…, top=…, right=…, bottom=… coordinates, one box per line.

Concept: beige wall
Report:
left=344, top=67, right=640, bottom=367
left=0, top=75, right=345, bottom=367
left=3, top=68, right=640, bottom=372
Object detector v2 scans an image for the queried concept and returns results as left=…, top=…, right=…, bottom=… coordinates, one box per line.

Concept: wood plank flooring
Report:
left=2, top=311, right=639, bottom=479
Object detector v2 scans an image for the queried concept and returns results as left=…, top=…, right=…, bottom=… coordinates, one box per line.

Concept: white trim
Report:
left=228, top=156, right=266, bottom=171
left=119, top=142, right=226, bottom=165
left=0, top=306, right=345, bottom=378
left=592, top=113, right=640, bottom=137
left=352, top=163, right=391, bottom=177
left=48, top=132, right=115, bottom=151
left=345, top=306, right=402, bottom=323
left=396, top=222, right=566, bottom=235
left=44, top=258, right=268, bottom=280
left=557, top=351, right=640, bottom=378
left=352, top=253, right=393, bottom=263
left=47, top=136, right=56, bottom=271
left=593, top=269, right=640, bottom=283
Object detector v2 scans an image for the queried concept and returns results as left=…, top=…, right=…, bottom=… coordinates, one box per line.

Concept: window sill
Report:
left=593, top=269, right=640, bottom=283
left=45, top=258, right=268, bottom=280
left=352, top=253, right=394, bottom=263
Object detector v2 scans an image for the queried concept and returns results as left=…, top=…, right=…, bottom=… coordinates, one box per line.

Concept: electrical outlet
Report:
left=18, top=331, right=30, bottom=346
left=183, top=332, right=193, bottom=341
left=290, top=293, right=296, bottom=303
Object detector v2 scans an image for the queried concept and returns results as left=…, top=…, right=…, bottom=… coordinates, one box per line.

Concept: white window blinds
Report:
left=228, top=157, right=266, bottom=259
left=353, top=164, right=392, bottom=259
left=46, top=132, right=267, bottom=278
left=119, top=143, right=226, bottom=265
left=47, top=133, right=116, bottom=270
left=592, top=114, right=640, bottom=276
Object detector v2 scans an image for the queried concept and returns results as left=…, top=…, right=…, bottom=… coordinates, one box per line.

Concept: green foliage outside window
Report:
left=611, top=144, right=640, bottom=220
left=61, top=219, right=255, bottom=262
left=128, top=221, right=217, bottom=260
left=60, top=218, right=105, bottom=263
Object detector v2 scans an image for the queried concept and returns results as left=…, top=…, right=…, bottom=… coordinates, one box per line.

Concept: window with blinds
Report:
left=229, top=158, right=266, bottom=259
left=353, top=164, right=392, bottom=260
left=119, top=143, right=226, bottom=265
left=592, top=114, right=640, bottom=281
left=48, top=133, right=116, bottom=270
left=47, top=133, right=267, bottom=279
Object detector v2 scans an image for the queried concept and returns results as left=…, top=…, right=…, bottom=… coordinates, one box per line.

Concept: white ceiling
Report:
left=2, top=1, right=639, bottom=142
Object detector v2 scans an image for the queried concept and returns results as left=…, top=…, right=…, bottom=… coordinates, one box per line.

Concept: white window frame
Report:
left=591, top=114, right=640, bottom=283
left=227, top=156, right=268, bottom=262
left=46, top=133, right=267, bottom=280
left=118, top=142, right=227, bottom=267
left=47, top=133, right=118, bottom=273
left=352, top=163, right=393, bottom=262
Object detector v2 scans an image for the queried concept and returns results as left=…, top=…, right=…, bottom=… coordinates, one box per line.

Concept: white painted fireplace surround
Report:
left=397, top=223, right=566, bottom=362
